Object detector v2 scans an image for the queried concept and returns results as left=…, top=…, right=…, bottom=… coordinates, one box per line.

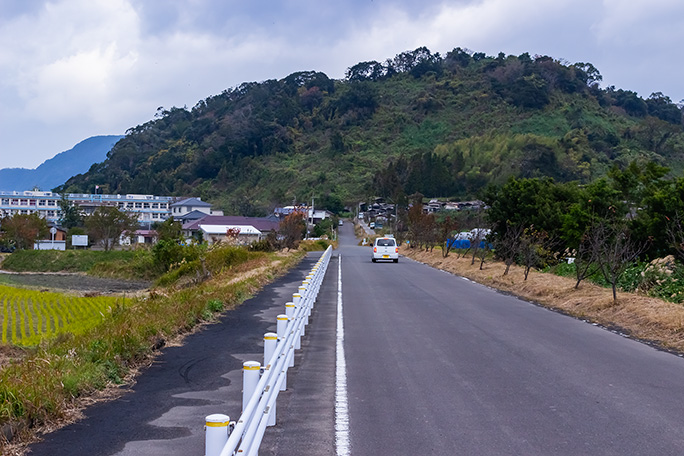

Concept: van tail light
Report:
left=395, top=247, right=399, bottom=253
left=374, top=247, right=377, bottom=253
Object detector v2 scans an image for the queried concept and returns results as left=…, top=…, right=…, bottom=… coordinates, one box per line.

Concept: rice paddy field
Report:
left=0, top=285, right=120, bottom=346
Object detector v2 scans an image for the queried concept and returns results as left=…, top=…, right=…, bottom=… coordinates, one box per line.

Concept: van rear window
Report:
left=376, top=239, right=396, bottom=246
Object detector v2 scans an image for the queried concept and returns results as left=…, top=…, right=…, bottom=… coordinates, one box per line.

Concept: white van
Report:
left=372, top=237, right=399, bottom=263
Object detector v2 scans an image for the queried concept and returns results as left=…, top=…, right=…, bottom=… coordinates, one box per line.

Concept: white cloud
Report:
left=1, top=0, right=684, bottom=170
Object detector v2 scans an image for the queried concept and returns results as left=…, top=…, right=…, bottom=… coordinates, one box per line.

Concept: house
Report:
left=181, top=215, right=280, bottom=245
left=170, top=198, right=224, bottom=218
left=120, top=229, right=158, bottom=246
left=199, top=224, right=262, bottom=245
left=273, top=206, right=333, bottom=224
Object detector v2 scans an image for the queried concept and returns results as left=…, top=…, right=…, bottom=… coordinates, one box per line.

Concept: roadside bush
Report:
left=249, top=231, right=281, bottom=252
left=152, top=240, right=203, bottom=272
left=205, top=245, right=251, bottom=273
left=549, top=257, right=684, bottom=303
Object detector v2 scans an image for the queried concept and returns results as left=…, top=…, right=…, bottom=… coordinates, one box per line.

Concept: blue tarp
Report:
left=446, top=239, right=487, bottom=249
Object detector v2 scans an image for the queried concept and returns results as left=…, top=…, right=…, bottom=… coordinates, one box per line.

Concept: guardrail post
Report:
left=263, top=332, right=278, bottom=427
left=243, top=361, right=261, bottom=413
left=264, top=332, right=277, bottom=367
left=277, top=314, right=288, bottom=341
left=292, top=294, right=302, bottom=349
left=277, top=314, right=289, bottom=390
left=298, top=285, right=308, bottom=328
left=205, top=414, right=231, bottom=456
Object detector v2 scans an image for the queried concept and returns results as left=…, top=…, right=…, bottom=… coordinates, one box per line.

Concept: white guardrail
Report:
left=204, top=246, right=333, bottom=456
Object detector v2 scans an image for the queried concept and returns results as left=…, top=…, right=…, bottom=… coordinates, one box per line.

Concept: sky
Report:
left=1, top=0, right=684, bottom=169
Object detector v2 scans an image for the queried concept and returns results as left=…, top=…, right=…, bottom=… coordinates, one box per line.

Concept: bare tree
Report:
left=572, top=227, right=602, bottom=289
left=591, top=221, right=649, bottom=301
left=493, top=223, right=526, bottom=276
left=437, top=215, right=460, bottom=257
left=469, top=226, right=490, bottom=266
left=666, top=213, right=684, bottom=261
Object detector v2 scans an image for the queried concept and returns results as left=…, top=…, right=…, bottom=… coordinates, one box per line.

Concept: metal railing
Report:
left=205, top=246, right=333, bottom=456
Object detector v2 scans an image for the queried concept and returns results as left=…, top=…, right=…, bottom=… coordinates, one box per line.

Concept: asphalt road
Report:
left=25, top=225, right=684, bottom=455
left=335, top=225, right=684, bottom=455
left=25, top=253, right=328, bottom=456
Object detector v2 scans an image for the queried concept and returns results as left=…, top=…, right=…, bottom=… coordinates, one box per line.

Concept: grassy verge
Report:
left=0, top=247, right=306, bottom=451
left=1, top=250, right=160, bottom=281
left=400, top=245, right=684, bottom=354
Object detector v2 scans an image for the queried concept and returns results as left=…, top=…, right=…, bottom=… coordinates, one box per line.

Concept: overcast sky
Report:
left=2, top=0, right=683, bottom=169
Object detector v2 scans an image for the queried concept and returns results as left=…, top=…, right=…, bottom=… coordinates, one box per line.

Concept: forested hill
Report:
left=57, top=47, right=684, bottom=216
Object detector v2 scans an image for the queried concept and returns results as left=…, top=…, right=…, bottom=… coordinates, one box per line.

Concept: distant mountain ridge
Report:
left=0, top=135, right=123, bottom=192
left=57, top=46, right=684, bottom=215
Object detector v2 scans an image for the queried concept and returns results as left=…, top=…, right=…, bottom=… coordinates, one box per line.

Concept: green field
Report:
left=0, top=285, right=120, bottom=346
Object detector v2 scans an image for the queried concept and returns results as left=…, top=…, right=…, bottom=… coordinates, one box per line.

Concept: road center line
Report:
left=335, top=255, right=350, bottom=456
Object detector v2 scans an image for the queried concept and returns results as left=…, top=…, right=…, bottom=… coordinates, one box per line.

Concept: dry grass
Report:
left=401, top=245, right=684, bottom=353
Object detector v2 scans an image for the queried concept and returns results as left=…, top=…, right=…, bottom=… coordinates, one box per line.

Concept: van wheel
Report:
left=393, top=259, right=398, bottom=263
left=371, top=258, right=376, bottom=263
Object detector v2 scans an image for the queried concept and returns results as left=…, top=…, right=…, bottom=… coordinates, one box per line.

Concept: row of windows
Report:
left=116, top=202, right=168, bottom=209
left=0, top=199, right=171, bottom=210
left=0, top=209, right=169, bottom=221
left=1, top=209, right=59, bottom=217
left=1, top=198, right=57, bottom=206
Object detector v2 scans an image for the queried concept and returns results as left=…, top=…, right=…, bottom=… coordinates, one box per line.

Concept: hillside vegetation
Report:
left=57, top=47, right=684, bottom=214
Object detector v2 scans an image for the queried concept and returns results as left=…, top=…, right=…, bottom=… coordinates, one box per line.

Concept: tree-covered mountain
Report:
left=1, top=135, right=123, bottom=192
left=57, top=47, right=684, bottom=215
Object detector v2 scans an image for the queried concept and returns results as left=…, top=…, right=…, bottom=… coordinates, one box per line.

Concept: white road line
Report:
left=335, top=255, right=350, bottom=456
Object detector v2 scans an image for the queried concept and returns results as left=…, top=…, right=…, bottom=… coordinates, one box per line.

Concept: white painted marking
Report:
left=335, top=255, right=350, bottom=456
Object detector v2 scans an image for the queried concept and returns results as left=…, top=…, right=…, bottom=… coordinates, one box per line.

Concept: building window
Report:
left=143, top=203, right=150, bottom=209
left=135, top=202, right=142, bottom=209
left=47, top=200, right=56, bottom=206
left=152, top=203, right=159, bottom=209
left=1, top=199, right=9, bottom=205
left=38, top=200, right=46, bottom=206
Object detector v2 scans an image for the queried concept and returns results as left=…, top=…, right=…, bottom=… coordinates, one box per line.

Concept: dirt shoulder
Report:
left=400, top=245, right=684, bottom=354
left=0, top=271, right=151, bottom=295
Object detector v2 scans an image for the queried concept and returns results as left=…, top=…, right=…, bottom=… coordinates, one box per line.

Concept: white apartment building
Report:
left=0, top=190, right=179, bottom=225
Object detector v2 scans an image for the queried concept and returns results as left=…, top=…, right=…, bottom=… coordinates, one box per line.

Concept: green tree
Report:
left=154, top=217, right=183, bottom=242
left=0, top=213, right=49, bottom=250
left=58, top=194, right=83, bottom=229
left=85, top=206, right=139, bottom=251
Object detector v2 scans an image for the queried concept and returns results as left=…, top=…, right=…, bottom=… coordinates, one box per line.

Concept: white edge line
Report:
left=335, top=255, right=350, bottom=455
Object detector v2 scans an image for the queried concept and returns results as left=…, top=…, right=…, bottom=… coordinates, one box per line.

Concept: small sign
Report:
left=72, top=235, right=89, bottom=247
left=50, top=227, right=57, bottom=235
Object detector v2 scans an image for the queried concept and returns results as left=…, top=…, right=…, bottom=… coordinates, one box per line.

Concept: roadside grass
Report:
left=2, top=250, right=161, bottom=281
left=298, top=239, right=338, bottom=251
left=400, top=245, right=684, bottom=354
left=0, top=247, right=306, bottom=451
